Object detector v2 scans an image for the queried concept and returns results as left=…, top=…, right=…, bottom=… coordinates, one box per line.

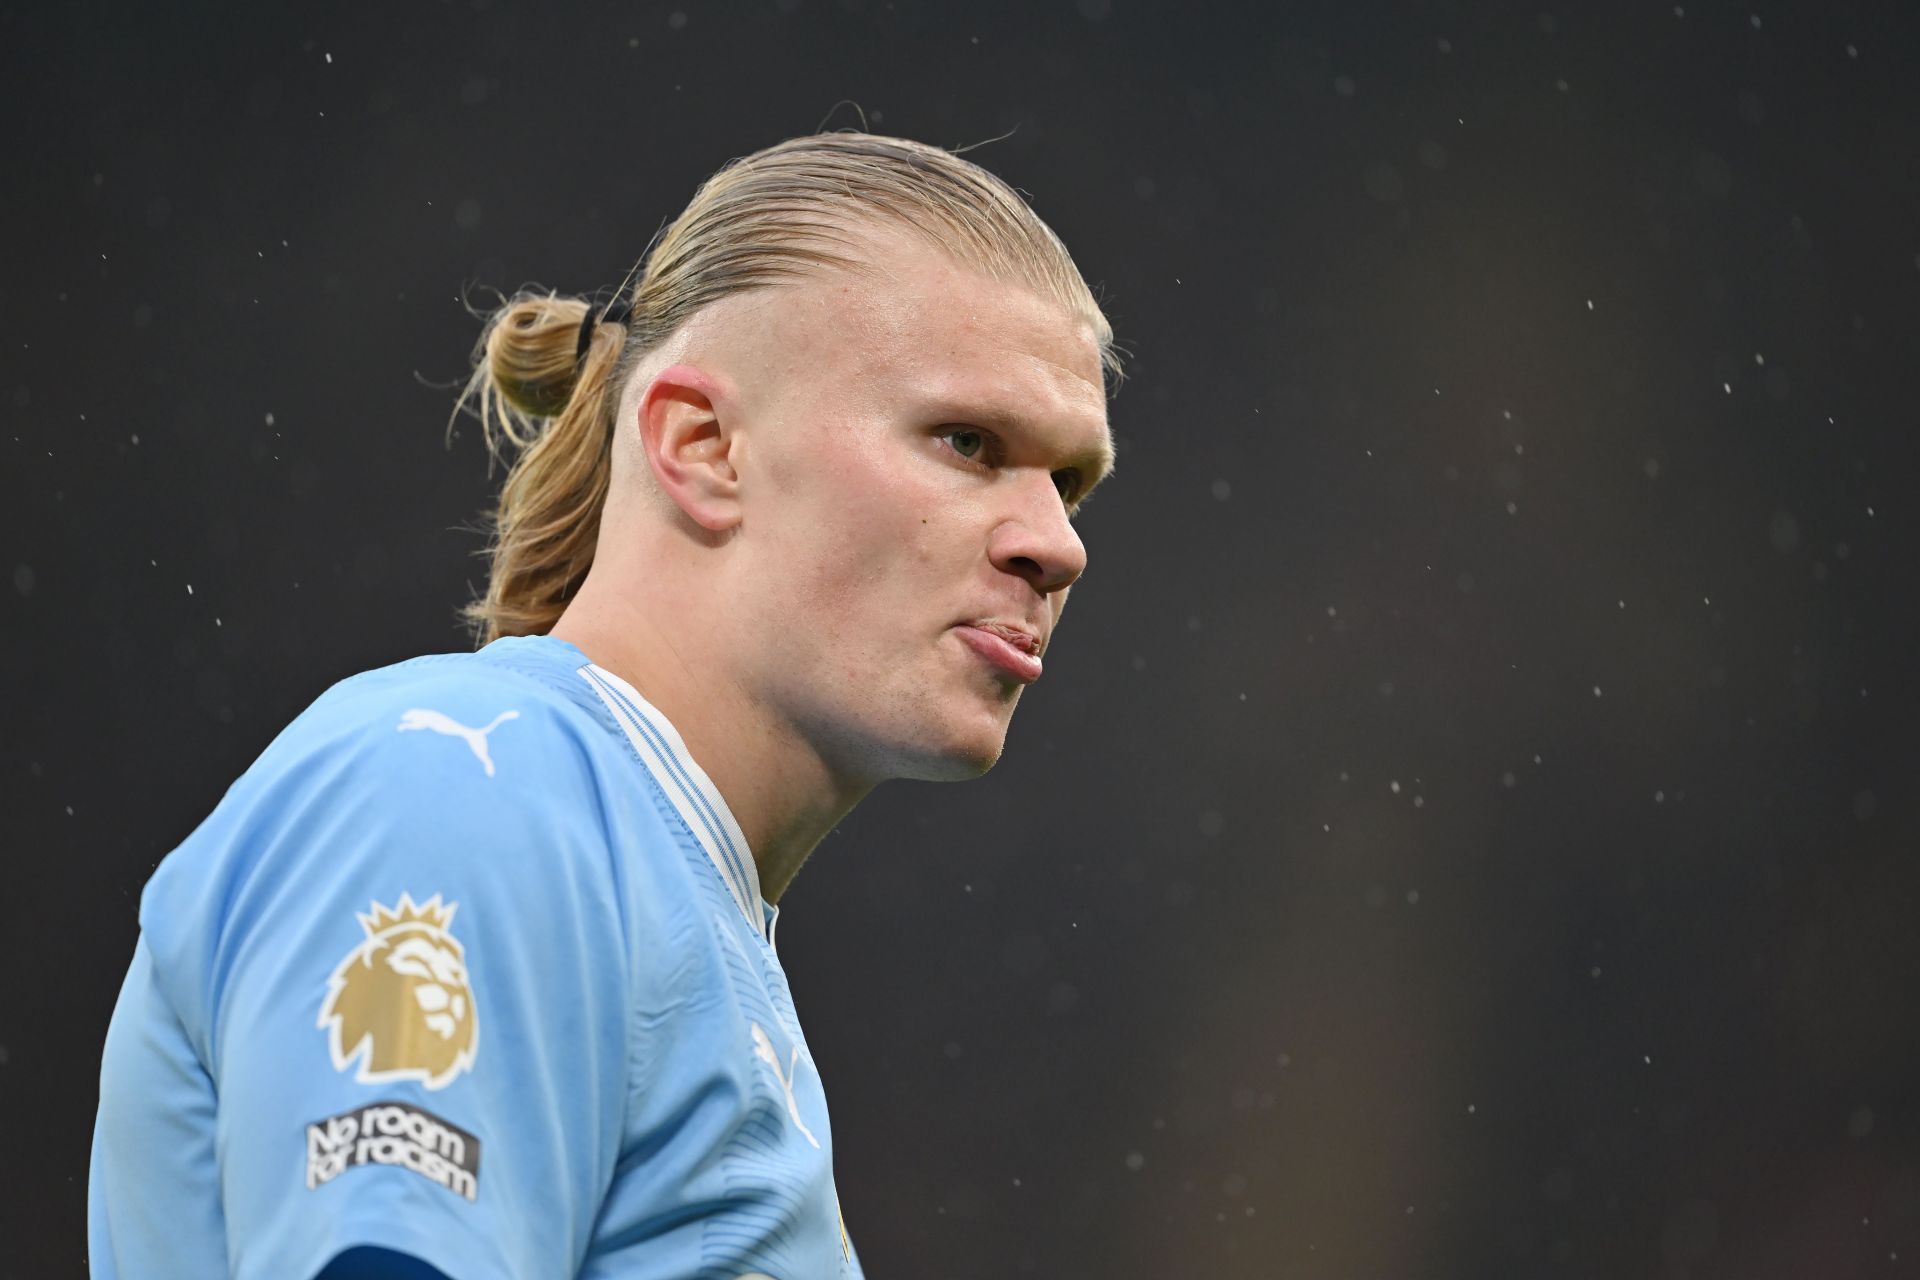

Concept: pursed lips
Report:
left=954, top=618, right=1046, bottom=684
left=964, top=619, right=1042, bottom=655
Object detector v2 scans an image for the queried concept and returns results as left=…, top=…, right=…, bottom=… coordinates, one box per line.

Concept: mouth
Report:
left=954, top=620, right=1044, bottom=684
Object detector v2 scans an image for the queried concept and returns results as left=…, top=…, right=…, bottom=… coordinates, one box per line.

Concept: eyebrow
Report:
left=937, top=400, right=1116, bottom=492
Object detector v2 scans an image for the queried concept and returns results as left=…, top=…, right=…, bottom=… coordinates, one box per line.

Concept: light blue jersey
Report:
left=89, top=635, right=862, bottom=1280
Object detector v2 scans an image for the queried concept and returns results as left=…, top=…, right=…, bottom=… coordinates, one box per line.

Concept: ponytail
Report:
left=450, top=291, right=629, bottom=644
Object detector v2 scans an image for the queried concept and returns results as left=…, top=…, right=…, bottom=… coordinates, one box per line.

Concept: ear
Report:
left=634, top=363, right=741, bottom=533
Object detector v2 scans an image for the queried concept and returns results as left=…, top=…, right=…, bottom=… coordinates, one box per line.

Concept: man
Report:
left=89, top=131, right=1120, bottom=1279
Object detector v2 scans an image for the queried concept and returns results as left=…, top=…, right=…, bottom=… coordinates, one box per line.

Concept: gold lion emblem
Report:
left=318, top=893, right=478, bottom=1090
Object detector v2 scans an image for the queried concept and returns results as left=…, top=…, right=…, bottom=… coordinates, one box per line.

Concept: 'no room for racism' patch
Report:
left=306, top=1099, right=482, bottom=1202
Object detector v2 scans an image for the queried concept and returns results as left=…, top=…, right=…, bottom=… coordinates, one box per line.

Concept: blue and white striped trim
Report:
left=577, top=663, right=766, bottom=937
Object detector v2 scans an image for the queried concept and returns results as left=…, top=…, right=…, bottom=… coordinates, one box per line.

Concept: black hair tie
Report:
left=575, top=298, right=634, bottom=366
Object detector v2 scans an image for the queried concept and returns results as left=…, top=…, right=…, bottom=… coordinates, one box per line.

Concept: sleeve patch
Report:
left=319, top=893, right=479, bottom=1090
left=307, top=1100, right=482, bottom=1202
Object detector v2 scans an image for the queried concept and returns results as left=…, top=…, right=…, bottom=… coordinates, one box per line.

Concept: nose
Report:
left=986, top=473, right=1088, bottom=595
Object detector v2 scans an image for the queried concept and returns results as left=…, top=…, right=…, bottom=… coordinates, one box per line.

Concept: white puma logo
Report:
left=396, top=708, right=521, bottom=777
left=751, top=1021, right=821, bottom=1149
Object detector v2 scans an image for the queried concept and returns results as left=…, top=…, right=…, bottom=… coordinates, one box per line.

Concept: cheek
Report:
left=785, top=450, right=950, bottom=594
left=746, top=433, right=981, bottom=680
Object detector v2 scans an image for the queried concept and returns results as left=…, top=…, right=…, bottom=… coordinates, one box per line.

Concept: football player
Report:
left=90, top=131, right=1120, bottom=1280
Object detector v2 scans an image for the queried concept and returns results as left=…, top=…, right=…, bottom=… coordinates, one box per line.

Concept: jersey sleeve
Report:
left=140, top=672, right=644, bottom=1280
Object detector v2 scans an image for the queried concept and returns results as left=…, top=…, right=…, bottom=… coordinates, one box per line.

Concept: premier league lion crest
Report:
left=318, top=893, right=479, bottom=1090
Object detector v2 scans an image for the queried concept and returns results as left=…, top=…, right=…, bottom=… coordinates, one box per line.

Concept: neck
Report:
left=550, top=576, right=870, bottom=904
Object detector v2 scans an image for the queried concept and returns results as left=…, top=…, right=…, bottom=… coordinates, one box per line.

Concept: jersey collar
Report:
left=576, top=662, right=769, bottom=939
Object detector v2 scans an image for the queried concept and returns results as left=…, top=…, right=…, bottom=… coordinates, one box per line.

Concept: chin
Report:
left=885, top=718, right=1009, bottom=783
left=847, top=675, right=1022, bottom=783
left=918, top=744, right=1003, bottom=782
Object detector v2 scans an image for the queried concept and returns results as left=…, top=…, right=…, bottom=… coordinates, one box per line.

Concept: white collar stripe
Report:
left=576, top=664, right=765, bottom=935
left=579, top=665, right=760, bottom=927
left=592, top=671, right=752, bottom=893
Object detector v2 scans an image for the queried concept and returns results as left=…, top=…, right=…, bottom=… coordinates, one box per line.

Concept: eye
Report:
left=1051, top=470, right=1080, bottom=503
left=942, top=427, right=987, bottom=461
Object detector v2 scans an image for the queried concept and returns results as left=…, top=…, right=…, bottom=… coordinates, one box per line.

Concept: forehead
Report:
left=761, top=229, right=1111, bottom=444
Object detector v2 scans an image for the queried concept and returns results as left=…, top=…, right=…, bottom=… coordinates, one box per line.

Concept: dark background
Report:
left=6, top=0, right=1918, bottom=1276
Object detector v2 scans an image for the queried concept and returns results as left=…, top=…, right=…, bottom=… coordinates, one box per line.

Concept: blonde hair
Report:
left=449, top=130, right=1124, bottom=644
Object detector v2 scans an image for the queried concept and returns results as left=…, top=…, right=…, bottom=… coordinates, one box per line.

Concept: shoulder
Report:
left=138, top=644, right=648, bottom=966
left=289, top=644, right=604, bottom=777
left=134, top=644, right=705, bottom=1056
left=219, top=639, right=631, bottom=828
